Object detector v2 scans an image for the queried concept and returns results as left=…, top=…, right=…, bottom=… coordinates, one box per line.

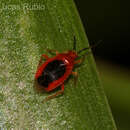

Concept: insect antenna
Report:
left=77, top=40, right=102, bottom=54
left=73, top=36, right=76, bottom=51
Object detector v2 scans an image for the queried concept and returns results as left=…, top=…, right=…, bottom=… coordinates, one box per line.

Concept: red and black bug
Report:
left=35, top=37, right=96, bottom=102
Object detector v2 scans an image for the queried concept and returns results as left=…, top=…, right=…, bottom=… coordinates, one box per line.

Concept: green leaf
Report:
left=0, top=0, right=116, bottom=129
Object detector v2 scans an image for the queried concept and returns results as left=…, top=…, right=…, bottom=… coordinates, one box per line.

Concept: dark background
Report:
left=75, top=0, right=130, bottom=67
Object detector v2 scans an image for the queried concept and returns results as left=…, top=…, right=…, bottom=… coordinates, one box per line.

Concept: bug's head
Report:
left=68, top=50, right=78, bottom=59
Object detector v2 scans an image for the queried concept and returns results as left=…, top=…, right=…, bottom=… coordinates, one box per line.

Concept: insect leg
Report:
left=46, top=49, right=59, bottom=55
left=43, top=84, right=64, bottom=102
left=72, top=72, right=78, bottom=86
left=74, top=54, right=86, bottom=65
left=37, top=54, right=49, bottom=69
left=74, top=59, right=82, bottom=64
left=42, top=54, right=49, bottom=60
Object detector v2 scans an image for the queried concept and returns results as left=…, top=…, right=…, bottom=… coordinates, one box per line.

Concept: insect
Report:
left=34, top=37, right=98, bottom=102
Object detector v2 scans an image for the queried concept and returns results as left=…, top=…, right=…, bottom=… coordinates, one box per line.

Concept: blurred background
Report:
left=74, top=0, right=130, bottom=130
